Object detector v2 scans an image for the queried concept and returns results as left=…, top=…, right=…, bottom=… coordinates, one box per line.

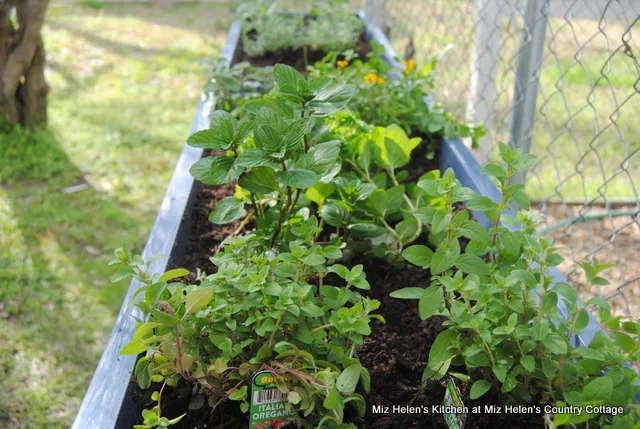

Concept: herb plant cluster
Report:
left=237, top=0, right=363, bottom=59
left=393, top=144, right=640, bottom=428
left=115, top=14, right=640, bottom=429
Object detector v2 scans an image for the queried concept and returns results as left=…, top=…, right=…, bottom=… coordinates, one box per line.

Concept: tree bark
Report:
left=0, top=0, right=50, bottom=129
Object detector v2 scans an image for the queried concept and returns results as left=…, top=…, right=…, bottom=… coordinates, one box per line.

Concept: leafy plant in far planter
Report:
left=203, top=61, right=275, bottom=117
left=237, top=0, right=363, bottom=60
left=115, top=230, right=380, bottom=428
left=310, top=45, right=485, bottom=159
left=392, top=143, right=640, bottom=428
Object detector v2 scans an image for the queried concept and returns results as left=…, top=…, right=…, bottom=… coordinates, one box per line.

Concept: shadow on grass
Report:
left=47, top=20, right=209, bottom=66
left=0, top=129, right=144, bottom=428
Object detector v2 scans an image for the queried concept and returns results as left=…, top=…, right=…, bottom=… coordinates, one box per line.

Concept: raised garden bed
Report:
left=73, top=10, right=639, bottom=429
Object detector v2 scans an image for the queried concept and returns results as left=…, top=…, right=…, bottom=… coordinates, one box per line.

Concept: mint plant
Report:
left=392, top=144, right=640, bottom=428
left=187, top=64, right=355, bottom=248
left=115, top=228, right=380, bottom=428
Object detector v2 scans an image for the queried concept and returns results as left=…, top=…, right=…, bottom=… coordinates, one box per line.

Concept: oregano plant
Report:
left=392, top=144, right=640, bottom=428
left=115, top=224, right=381, bottom=428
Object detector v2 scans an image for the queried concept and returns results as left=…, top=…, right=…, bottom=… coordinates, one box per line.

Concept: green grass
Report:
left=0, top=3, right=230, bottom=428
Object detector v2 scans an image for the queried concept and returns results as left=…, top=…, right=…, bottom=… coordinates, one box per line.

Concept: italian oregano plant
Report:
left=116, top=230, right=380, bottom=429
left=393, top=143, right=640, bottom=428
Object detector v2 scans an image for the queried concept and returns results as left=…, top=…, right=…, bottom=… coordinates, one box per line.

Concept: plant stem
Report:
left=157, top=380, right=167, bottom=417
left=311, top=323, right=333, bottom=333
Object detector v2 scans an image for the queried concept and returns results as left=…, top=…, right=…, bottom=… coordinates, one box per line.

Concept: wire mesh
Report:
left=368, top=0, right=640, bottom=319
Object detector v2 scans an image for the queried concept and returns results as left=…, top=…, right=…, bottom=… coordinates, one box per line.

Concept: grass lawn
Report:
left=0, top=3, right=230, bottom=428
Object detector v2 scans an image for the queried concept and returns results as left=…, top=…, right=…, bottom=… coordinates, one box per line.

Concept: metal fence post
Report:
left=509, top=0, right=549, bottom=183
left=363, top=0, right=387, bottom=29
left=467, top=0, right=502, bottom=165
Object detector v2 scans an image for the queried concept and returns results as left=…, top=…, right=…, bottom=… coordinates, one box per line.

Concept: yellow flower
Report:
left=377, top=76, right=386, bottom=84
left=363, top=73, right=379, bottom=84
left=402, top=59, right=416, bottom=75
left=337, top=60, right=349, bottom=68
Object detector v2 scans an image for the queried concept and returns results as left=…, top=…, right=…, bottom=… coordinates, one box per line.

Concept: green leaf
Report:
left=542, top=359, right=559, bottom=379
left=467, top=196, right=498, bottom=212
left=431, top=211, right=452, bottom=235
left=152, top=309, right=183, bottom=327
left=229, top=386, right=247, bottom=401
left=520, top=355, right=535, bottom=372
left=238, top=167, right=278, bottom=195
left=323, top=386, right=344, bottom=410
left=417, top=179, right=440, bottom=197
left=546, top=253, right=564, bottom=266
left=470, top=380, right=491, bottom=399
left=211, top=156, right=241, bottom=185
left=542, top=333, right=568, bottom=354
left=337, top=364, right=362, bottom=395
left=422, top=357, right=452, bottom=382
left=185, top=286, right=214, bottom=316
left=322, top=203, right=347, bottom=227
left=390, top=287, right=424, bottom=300
left=306, top=183, right=334, bottom=206
left=283, top=118, right=315, bottom=153
left=451, top=186, right=476, bottom=203
left=402, top=245, right=434, bottom=268
left=428, top=330, right=457, bottom=365
left=234, top=149, right=272, bottom=168
left=298, top=141, right=341, bottom=175
left=481, top=163, right=506, bottom=178
left=209, top=197, right=246, bottom=224
left=159, top=269, right=189, bottom=282
left=189, top=157, right=217, bottom=184
left=307, top=84, right=356, bottom=117
left=288, top=391, right=302, bottom=405
left=188, top=111, right=237, bottom=149
left=419, top=286, right=444, bottom=319
left=431, top=245, right=459, bottom=274
left=513, top=153, right=537, bottom=171
left=273, top=64, right=306, bottom=100
left=455, top=253, right=490, bottom=275
left=134, top=358, right=151, bottom=389
left=254, top=125, right=282, bottom=153
left=574, top=308, right=590, bottom=330
left=276, top=169, right=317, bottom=189
left=611, top=332, right=636, bottom=353
left=582, top=376, right=613, bottom=402
left=454, top=220, right=490, bottom=243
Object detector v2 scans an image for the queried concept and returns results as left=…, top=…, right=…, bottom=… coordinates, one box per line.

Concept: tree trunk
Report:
left=0, top=0, right=50, bottom=130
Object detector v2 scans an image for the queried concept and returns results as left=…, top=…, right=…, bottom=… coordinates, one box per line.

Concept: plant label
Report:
left=443, top=378, right=467, bottom=429
left=249, top=370, right=295, bottom=429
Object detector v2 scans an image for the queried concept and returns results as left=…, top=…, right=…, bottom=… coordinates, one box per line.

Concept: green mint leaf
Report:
left=238, top=167, right=279, bottom=195
left=276, top=169, right=317, bottom=189
left=209, top=197, right=246, bottom=224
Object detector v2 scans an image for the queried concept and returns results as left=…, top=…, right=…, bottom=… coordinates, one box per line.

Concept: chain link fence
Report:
left=364, top=0, right=640, bottom=319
